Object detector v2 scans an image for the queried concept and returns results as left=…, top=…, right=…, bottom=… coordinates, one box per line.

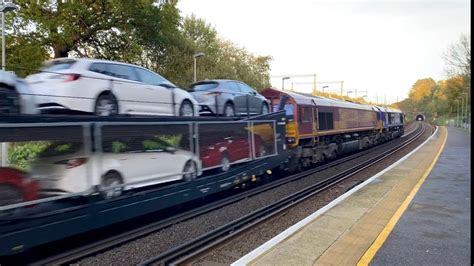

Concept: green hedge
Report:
left=8, top=142, right=49, bottom=171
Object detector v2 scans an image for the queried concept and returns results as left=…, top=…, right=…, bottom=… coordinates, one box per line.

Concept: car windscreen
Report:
left=41, top=60, right=76, bottom=72
left=38, top=142, right=82, bottom=157
left=191, top=82, right=219, bottom=91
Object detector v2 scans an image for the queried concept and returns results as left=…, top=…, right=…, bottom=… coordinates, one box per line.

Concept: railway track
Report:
left=140, top=123, right=429, bottom=265
left=31, top=123, right=427, bottom=266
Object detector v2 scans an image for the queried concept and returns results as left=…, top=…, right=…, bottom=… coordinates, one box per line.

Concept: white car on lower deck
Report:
left=29, top=140, right=202, bottom=198
left=25, top=58, right=198, bottom=116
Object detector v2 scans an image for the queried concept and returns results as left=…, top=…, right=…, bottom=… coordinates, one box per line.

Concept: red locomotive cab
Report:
left=261, top=88, right=296, bottom=117
left=261, top=88, right=300, bottom=146
left=261, top=88, right=284, bottom=113
left=297, top=105, right=317, bottom=136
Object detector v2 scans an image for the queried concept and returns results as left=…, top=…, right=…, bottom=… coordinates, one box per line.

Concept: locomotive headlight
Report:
left=287, top=137, right=295, bottom=143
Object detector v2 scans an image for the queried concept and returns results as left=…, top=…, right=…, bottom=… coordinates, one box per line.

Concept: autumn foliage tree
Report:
left=398, top=34, right=470, bottom=123
left=161, top=15, right=272, bottom=90
left=5, top=1, right=272, bottom=90
left=443, top=34, right=471, bottom=87
left=407, top=78, right=437, bottom=115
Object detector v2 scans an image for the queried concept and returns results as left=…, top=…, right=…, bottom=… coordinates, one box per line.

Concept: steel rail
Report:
left=33, top=123, right=424, bottom=265
left=140, top=124, right=428, bottom=265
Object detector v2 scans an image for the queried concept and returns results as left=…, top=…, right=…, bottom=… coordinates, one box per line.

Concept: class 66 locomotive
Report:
left=261, top=88, right=404, bottom=173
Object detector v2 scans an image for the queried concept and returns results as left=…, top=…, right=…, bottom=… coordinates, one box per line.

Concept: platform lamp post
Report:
left=312, top=73, right=317, bottom=94
left=1, top=1, right=18, bottom=71
left=462, top=92, right=469, bottom=129
left=464, top=89, right=470, bottom=131
left=455, top=99, right=460, bottom=127
left=322, top=85, right=328, bottom=93
left=193, top=52, right=204, bottom=83
left=282, top=76, right=290, bottom=90
left=461, top=94, right=465, bottom=128
left=1, top=1, right=18, bottom=167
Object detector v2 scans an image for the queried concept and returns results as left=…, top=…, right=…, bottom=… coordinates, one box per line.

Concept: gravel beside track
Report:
left=77, top=123, right=432, bottom=266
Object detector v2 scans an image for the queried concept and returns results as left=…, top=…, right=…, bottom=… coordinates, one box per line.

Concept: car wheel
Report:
left=95, top=94, right=118, bottom=116
left=179, top=100, right=194, bottom=117
left=261, top=103, right=269, bottom=115
left=100, top=172, right=123, bottom=199
left=220, top=154, right=231, bottom=172
left=0, top=184, right=23, bottom=207
left=223, top=102, right=235, bottom=117
left=183, top=160, right=197, bottom=181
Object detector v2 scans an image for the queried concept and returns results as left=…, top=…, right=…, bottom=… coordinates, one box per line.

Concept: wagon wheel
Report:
left=0, top=185, right=23, bottom=207
left=100, top=172, right=123, bottom=199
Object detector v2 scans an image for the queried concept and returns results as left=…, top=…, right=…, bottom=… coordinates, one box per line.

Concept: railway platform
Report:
left=233, top=126, right=470, bottom=265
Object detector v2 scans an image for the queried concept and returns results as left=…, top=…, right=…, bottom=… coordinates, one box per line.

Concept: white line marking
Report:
left=232, top=126, right=438, bottom=266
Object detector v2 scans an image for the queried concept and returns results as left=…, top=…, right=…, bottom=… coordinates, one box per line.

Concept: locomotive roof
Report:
left=269, top=88, right=375, bottom=111
left=262, top=88, right=403, bottom=113
left=374, top=105, right=403, bottom=113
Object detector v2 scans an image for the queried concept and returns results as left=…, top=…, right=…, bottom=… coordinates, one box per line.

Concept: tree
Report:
left=160, top=15, right=272, bottom=90
left=157, top=15, right=221, bottom=87
left=6, top=37, right=48, bottom=77
left=408, top=78, right=437, bottom=103
left=399, top=35, right=471, bottom=122
left=443, top=34, right=471, bottom=87
left=6, top=0, right=181, bottom=75
left=438, top=76, right=466, bottom=116
left=4, top=2, right=272, bottom=89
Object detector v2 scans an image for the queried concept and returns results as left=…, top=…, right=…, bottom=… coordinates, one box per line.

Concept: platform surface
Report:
left=234, top=125, right=470, bottom=266
left=371, top=126, right=470, bottom=265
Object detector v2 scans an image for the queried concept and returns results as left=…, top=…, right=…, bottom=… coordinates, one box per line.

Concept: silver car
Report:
left=189, top=80, right=270, bottom=117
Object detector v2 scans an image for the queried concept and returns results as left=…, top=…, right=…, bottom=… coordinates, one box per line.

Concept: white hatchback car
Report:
left=25, top=58, right=198, bottom=116
left=29, top=140, right=202, bottom=198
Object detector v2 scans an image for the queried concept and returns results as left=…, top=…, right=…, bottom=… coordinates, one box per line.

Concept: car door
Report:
left=226, top=82, right=246, bottom=114
left=101, top=139, right=150, bottom=188
left=139, top=139, right=188, bottom=184
left=101, top=138, right=179, bottom=188
left=104, top=64, right=143, bottom=114
left=227, top=135, right=251, bottom=162
left=298, top=105, right=315, bottom=135
left=134, top=67, right=174, bottom=115
left=236, top=82, right=261, bottom=114
left=126, top=150, right=178, bottom=186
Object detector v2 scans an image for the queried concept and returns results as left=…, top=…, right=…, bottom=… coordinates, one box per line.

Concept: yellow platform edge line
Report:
left=357, top=127, right=448, bottom=266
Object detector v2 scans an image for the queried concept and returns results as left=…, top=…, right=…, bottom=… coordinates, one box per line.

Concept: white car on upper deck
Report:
left=25, top=58, right=198, bottom=116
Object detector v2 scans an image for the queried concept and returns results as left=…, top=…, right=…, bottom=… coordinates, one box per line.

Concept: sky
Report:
left=177, top=0, right=470, bottom=104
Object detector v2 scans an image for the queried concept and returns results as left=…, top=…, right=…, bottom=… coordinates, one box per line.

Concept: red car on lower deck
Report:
left=0, top=167, right=39, bottom=206
left=200, top=135, right=267, bottom=172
